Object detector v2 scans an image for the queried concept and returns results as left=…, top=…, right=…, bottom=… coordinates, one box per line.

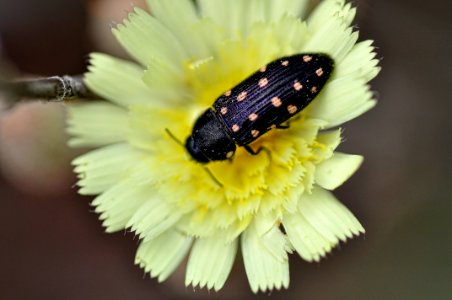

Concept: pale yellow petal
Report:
left=284, top=186, right=364, bottom=262
left=84, top=53, right=155, bottom=107
left=142, top=58, right=191, bottom=104
left=336, top=40, right=381, bottom=82
left=127, top=195, right=183, bottom=241
left=72, top=143, right=142, bottom=195
left=315, top=152, right=363, bottom=190
left=92, top=180, right=153, bottom=232
left=185, top=236, right=238, bottom=291
left=303, top=17, right=358, bottom=62
left=267, top=0, right=309, bottom=21
left=267, top=15, right=310, bottom=57
left=135, top=229, right=192, bottom=282
left=67, top=102, right=128, bottom=147
left=197, top=0, right=249, bottom=38
left=190, top=18, right=227, bottom=57
left=146, top=0, right=212, bottom=59
left=198, top=0, right=309, bottom=38
left=127, top=104, right=192, bottom=152
left=113, top=8, right=187, bottom=67
left=308, top=0, right=356, bottom=31
left=283, top=209, right=333, bottom=262
left=310, top=129, right=342, bottom=163
left=242, top=223, right=290, bottom=293
left=300, top=186, right=364, bottom=240
left=266, top=163, right=304, bottom=196
left=254, top=209, right=282, bottom=236
left=307, top=76, right=376, bottom=128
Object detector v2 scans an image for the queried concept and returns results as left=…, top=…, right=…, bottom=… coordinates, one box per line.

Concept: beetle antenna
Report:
left=165, top=128, right=223, bottom=188
left=165, top=128, right=184, bottom=147
left=203, top=167, right=223, bottom=188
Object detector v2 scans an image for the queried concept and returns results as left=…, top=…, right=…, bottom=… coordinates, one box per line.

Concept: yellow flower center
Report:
left=185, top=38, right=278, bottom=109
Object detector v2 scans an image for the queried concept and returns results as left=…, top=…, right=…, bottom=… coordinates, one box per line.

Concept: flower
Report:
left=68, top=0, right=380, bottom=293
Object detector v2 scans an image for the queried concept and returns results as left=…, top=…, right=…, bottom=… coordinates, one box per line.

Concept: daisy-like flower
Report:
left=68, top=0, right=379, bottom=293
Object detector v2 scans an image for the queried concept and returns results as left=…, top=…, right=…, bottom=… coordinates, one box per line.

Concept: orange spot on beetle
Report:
left=316, top=68, right=324, bottom=76
left=293, top=81, right=303, bottom=91
left=258, top=78, right=269, bottom=87
left=287, top=105, right=297, bottom=114
left=248, top=113, right=258, bottom=121
left=271, top=96, right=282, bottom=107
left=237, top=91, right=247, bottom=101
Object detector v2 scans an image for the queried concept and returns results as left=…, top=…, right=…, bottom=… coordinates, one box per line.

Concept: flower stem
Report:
left=0, top=75, right=97, bottom=106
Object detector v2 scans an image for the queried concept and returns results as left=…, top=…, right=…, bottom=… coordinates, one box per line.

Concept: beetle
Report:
left=185, top=53, right=334, bottom=163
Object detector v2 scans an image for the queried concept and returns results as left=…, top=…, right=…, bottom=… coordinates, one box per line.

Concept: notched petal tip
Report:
left=242, top=223, right=290, bottom=293
left=185, top=237, right=238, bottom=292
left=135, top=230, right=192, bottom=283
left=284, top=186, right=365, bottom=262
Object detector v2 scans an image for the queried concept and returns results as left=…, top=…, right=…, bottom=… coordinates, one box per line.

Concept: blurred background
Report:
left=0, top=0, right=451, bottom=299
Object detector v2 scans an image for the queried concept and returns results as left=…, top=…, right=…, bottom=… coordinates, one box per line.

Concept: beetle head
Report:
left=185, top=108, right=236, bottom=163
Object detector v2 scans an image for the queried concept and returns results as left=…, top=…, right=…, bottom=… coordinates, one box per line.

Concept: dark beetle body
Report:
left=185, top=53, right=334, bottom=163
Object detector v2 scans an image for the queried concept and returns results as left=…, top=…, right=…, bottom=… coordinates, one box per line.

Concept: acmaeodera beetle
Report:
left=185, top=53, right=334, bottom=163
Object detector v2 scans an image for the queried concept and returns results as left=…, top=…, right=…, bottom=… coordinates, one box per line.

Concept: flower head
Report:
left=68, top=0, right=379, bottom=293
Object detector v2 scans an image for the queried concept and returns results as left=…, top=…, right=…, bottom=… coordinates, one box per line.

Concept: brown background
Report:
left=0, top=0, right=451, bottom=299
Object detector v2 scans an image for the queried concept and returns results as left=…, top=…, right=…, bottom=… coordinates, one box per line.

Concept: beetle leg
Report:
left=276, top=115, right=302, bottom=129
left=275, top=123, right=290, bottom=129
left=244, top=145, right=272, bottom=160
left=276, top=119, right=293, bottom=129
left=244, top=145, right=261, bottom=155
